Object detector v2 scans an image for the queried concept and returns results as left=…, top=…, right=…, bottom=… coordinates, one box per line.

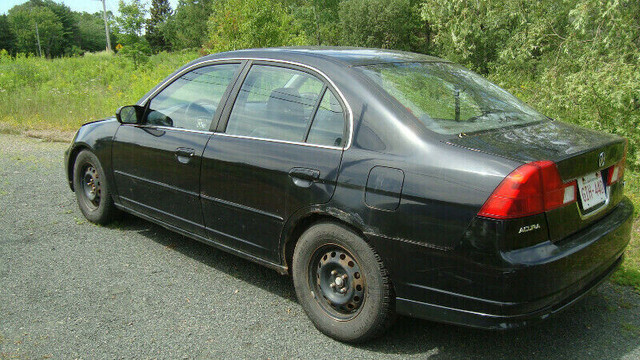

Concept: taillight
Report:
left=478, top=160, right=576, bottom=219
left=607, top=156, right=626, bottom=185
left=607, top=140, right=627, bottom=185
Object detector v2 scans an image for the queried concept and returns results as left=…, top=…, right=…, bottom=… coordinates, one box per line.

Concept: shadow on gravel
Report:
left=109, top=214, right=640, bottom=359
left=106, top=214, right=297, bottom=300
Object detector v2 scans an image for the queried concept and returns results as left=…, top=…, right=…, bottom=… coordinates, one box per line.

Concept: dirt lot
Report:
left=1, top=133, right=639, bottom=359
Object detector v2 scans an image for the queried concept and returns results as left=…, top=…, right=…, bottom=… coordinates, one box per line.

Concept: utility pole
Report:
left=35, top=21, right=43, bottom=57
left=100, top=0, right=113, bottom=52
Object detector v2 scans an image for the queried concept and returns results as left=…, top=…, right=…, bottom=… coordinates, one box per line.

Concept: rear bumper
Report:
left=390, top=197, right=634, bottom=329
left=396, top=253, right=623, bottom=329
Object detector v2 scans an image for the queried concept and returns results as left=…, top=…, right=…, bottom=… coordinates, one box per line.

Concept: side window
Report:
left=146, top=63, right=239, bottom=131
left=226, top=65, right=325, bottom=142
left=306, top=89, right=345, bottom=147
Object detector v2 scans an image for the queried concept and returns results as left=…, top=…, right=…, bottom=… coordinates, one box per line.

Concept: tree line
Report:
left=0, top=0, right=432, bottom=58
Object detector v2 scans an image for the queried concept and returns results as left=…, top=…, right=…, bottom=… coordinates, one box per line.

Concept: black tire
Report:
left=73, top=150, right=119, bottom=224
left=292, top=222, right=395, bottom=342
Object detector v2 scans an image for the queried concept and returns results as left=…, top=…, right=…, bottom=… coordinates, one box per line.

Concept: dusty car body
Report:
left=65, top=48, right=633, bottom=341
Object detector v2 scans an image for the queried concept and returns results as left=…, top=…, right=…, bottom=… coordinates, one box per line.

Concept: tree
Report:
left=75, top=11, right=115, bottom=53
left=289, top=0, right=341, bottom=46
left=205, top=0, right=308, bottom=53
left=163, top=0, right=213, bottom=50
left=0, top=15, right=16, bottom=54
left=339, top=0, right=428, bottom=53
left=8, top=6, right=64, bottom=57
left=146, top=0, right=172, bottom=53
left=6, top=0, right=78, bottom=57
left=116, top=0, right=147, bottom=43
left=116, top=0, right=151, bottom=67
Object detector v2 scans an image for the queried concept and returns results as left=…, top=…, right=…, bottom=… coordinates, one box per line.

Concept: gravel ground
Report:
left=1, top=133, right=639, bottom=359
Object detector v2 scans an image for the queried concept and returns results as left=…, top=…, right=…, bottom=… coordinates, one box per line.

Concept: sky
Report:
left=0, top=0, right=179, bottom=16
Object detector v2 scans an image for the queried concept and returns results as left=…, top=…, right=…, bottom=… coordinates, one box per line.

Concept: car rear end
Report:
left=356, top=59, right=634, bottom=328
left=448, top=136, right=633, bottom=328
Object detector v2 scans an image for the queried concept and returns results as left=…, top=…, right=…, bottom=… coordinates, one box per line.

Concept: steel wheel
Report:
left=292, top=222, right=395, bottom=342
left=310, top=245, right=366, bottom=320
left=81, top=164, right=101, bottom=210
left=73, top=150, right=119, bottom=224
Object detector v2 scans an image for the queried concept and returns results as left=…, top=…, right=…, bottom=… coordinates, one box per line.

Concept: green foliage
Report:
left=117, top=0, right=147, bottom=42
left=0, top=15, right=17, bottom=54
left=0, top=50, right=199, bottom=131
left=6, top=0, right=79, bottom=58
left=146, top=0, right=173, bottom=53
left=204, top=0, right=308, bottom=53
left=339, top=0, right=428, bottom=53
left=289, top=0, right=341, bottom=45
left=164, top=0, right=213, bottom=51
left=9, top=5, right=64, bottom=58
left=118, top=41, right=152, bottom=68
left=75, top=12, right=113, bottom=53
left=422, top=0, right=640, bottom=171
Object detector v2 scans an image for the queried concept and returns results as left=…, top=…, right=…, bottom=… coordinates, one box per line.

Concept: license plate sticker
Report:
left=577, top=171, right=606, bottom=211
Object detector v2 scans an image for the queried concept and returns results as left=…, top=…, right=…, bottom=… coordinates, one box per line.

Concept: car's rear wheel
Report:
left=292, top=222, right=395, bottom=342
left=73, top=150, right=118, bottom=224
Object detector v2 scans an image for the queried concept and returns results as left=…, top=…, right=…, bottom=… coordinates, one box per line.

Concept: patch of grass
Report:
left=611, top=267, right=640, bottom=293
left=0, top=50, right=199, bottom=133
left=610, top=171, right=640, bottom=291
left=621, top=322, right=640, bottom=338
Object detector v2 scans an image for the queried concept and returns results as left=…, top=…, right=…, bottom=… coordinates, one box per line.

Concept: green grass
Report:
left=616, top=171, right=640, bottom=292
left=0, top=50, right=639, bottom=292
left=0, top=50, right=199, bottom=132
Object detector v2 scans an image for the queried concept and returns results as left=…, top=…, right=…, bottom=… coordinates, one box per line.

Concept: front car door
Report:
left=200, top=62, right=348, bottom=263
left=112, top=62, right=242, bottom=235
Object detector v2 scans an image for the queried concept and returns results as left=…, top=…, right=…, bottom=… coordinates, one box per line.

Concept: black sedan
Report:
left=65, top=47, right=633, bottom=342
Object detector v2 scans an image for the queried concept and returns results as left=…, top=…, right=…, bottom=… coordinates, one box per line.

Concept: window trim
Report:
left=138, top=57, right=353, bottom=150
left=303, top=85, right=328, bottom=142
left=222, top=63, right=331, bottom=146
left=138, top=60, right=246, bottom=133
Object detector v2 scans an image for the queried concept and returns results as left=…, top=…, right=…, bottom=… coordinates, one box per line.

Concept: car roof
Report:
left=201, top=47, right=448, bottom=67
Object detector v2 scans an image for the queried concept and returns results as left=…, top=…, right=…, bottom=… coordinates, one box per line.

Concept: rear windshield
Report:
left=358, top=62, right=546, bottom=135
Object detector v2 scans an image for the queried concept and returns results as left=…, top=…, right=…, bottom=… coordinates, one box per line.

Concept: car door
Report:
left=200, top=62, right=348, bottom=263
left=111, top=62, right=242, bottom=236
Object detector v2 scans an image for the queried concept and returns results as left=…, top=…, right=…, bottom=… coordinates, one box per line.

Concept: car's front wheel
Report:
left=292, top=222, right=395, bottom=342
left=73, top=150, right=118, bottom=224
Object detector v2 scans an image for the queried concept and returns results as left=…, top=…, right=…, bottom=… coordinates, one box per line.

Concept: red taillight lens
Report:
left=478, top=160, right=576, bottom=219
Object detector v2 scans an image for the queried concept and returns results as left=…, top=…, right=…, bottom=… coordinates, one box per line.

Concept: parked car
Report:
left=65, top=47, right=633, bottom=342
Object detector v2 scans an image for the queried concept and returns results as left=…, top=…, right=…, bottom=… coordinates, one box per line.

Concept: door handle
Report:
left=175, top=147, right=195, bottom=164
left=289, top=168, right=320, bottom=187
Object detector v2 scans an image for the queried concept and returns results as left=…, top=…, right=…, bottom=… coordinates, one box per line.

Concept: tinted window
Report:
left=306, top=89, right=345, bottom=147
left=358, top=62, right=546, bottom=135
left=226, top=65, right=325, bottom=142
left=146, top=63, right=239, bottom=131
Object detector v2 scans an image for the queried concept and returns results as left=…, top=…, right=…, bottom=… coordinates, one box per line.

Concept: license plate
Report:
left=577, top=171, right=606, bottom=211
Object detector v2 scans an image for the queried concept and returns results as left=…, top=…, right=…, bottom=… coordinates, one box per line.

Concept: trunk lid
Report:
left=447, top=120, right=627, bottom=242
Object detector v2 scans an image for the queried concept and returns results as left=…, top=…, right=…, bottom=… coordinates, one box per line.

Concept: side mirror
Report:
left=116, top=105, right=144, bottom=124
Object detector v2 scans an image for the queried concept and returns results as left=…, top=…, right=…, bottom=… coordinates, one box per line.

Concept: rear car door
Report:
left=200, top=62, right=348, bottom=262
left=112, top=62, right=242, bottom=235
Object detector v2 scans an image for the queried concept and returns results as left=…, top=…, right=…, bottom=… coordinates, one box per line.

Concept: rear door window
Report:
left=226, top=65, right=325, bottom=142
left=306, top=89, right=345, bottom=147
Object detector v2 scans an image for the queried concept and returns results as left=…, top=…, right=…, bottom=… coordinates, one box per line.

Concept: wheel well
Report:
left=68, top=145, right=89, bottom=191
left=283, top=213, right=367, bottom=274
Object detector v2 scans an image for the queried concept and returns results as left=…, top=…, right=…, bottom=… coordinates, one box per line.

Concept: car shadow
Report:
left=107, top=214, right=298, bottom=301
left=109, top=214, right=640, bottom=359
